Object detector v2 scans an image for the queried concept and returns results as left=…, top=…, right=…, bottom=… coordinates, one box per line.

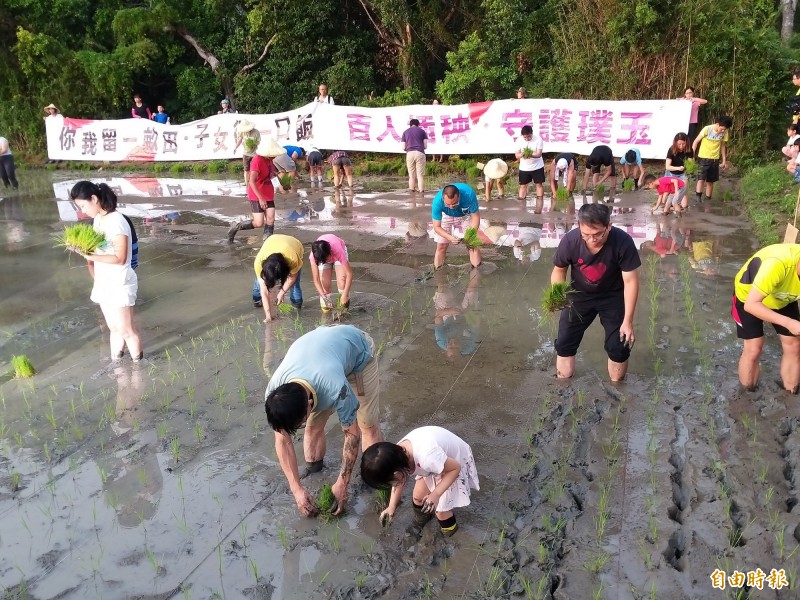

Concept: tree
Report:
left=782, top=0, right=797, bottom=44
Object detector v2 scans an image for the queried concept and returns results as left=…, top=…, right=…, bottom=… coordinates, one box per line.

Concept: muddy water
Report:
left=0, top=171, right=795, bottom=599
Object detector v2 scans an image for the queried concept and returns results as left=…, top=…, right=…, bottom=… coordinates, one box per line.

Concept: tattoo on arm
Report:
left=340, top=431, right=360, bottom=479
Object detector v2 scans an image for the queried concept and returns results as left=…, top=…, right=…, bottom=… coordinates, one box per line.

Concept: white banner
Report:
left=46, top=99, right=690, bottom=162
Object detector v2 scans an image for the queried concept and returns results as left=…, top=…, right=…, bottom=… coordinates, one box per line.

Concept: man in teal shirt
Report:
left=265, top=325, right=382, bottom=516
left=430, top=183, right=482, bottom=269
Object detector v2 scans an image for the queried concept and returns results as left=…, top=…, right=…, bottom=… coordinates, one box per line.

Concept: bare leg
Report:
left=518, top=183, right=528, bottom=200
left=469, top=247, right=481, bottom=267
left=497, top=180, right=504, bottom=197
left=101, top=304, right=142, bottom=359
left=484, top=179, right=492, bottom=199
left=608, top=358, right=628, bottom=382
left=360, top=424, right=383, bottom=451
left=265, top=206, right=275, bottom=227
left=705, top=181, right=714, bottom=198
left=252, top=212, right=265, bottom=228
left=304, top=424, right=327, bottom=463
left=344, top=165, right=354, bottom=187
left=556, top=355, right=575, bottom=379
left=779, top=335, right=800, bottom=393
left=535, top=182, right=544, bottom=213
left=582, top=169, right=591, bottom=191
left=434, top=242, right=449, bottom=269
left=738, top=337, right=764, bottom=390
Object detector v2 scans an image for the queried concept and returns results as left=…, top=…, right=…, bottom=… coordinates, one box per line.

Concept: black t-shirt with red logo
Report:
left=553, top=226, right=641, bottom=296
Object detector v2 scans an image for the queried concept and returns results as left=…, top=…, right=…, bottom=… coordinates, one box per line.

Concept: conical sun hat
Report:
left=483, top=158, right=508, bottom=179
left=44, top=103, right=59, bottom=112
left=236, top=120, right=256, bottom=134
left=255, top=138, right=287, bottom=158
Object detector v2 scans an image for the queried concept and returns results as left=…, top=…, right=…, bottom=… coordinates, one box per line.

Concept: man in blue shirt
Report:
left=265, top=325, right=383, bottom=517
left=431, top=183, right=482, bottom=269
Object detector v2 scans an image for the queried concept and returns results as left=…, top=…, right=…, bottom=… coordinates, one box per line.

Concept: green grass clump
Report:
left=207, top=159, right=228, bottom=173
left=278, top=174, right=293, bottom=190
left=55, top=223, right=106, bottom=255
left=555, top=187, right=569, bottom=203
left=465, top=166, right=481, bottom=179
left=317, top=483, right=338, bottom=521
left=11, top=355, right=35, bottom=379
left=684, top=158, right=697, bottom=176
left=622, top=179, right=635, bottom=192
left=462, top=227, right=483, bottom=250
left=594, top=184, right=606, bottom=201
left=541, top=282, right=574, bottom=312
left=192, top=163, right=205, bottom=174
left=277, top=302, right=294, bottom=315
left=168, top=162, right=185, bottom=173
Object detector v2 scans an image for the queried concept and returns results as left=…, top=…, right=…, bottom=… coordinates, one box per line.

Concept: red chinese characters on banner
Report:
left=617, top=112, right=652, bottom=145
left=440, top=113, right=470, bottom=144
left=376, top=116, right=402, bottom=142
left=416, top=116, right=436, bottom=143
left=347, top=114, right=371, bottom=141
left=539, top=109, right=572, bottom=143
left=577, top=110, right=614, bottom=144
left=501, top=110, right=532, bottom=139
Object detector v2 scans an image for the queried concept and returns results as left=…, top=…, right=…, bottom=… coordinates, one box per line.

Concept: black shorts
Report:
left=520, top=167, right=545, bottom=185
left=243, top=155, right=253, bottom=171
left=554, top=292, right=631, bottom=363
left=589, top=162, right=616, bottom=177
left=249, top=199, right=275, bottom=213
left=332, top=157, right=351, bottom=167
left=308, top=151, right=323, bottom=167
left=732, top=294, right=799, bottom=339
left=697, top=158, right=720, bottom=183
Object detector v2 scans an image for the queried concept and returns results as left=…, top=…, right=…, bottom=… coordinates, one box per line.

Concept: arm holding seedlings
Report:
left=338, top=262, right=354, bottom=305
left=744, top=288, right=800, bottom=335
left=380, top=481, right=405, bottom=524
left=84, top=233, right=128, bottom=266
left=551, top=265, right=568, bottom=285
left=258, top=278, right=274, bottom=322
left=432, top=219, right=460, bottom=244
left=421, top=457, right=461, bottom=513
left=274, top=430, right=319, bottom=516
left=620, top=269, right=640, bottom=346
left=276, top=271, right=298, bottom=306
left=331, top=422, right=361, bottom=514
left=596, top=165, right=612, bottom=185
left=309, top=259, right=328, bottom=302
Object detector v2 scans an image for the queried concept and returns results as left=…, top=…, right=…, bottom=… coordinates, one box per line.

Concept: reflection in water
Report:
left=433, top=268, right=481, bottom=359
left=0, top=196, right=28, bottom=245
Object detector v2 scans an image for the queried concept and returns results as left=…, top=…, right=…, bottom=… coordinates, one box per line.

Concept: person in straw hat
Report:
left=234, top=120, right=261, bottom=187
left=228, top=138, right=286, bottom=244
left=43, top=104, right=60, bottom=118
left=482, top=158, right=507, bottom=201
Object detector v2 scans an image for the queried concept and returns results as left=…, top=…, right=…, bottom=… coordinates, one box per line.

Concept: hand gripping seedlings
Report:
left=555, top=187, right=570, bottom=203
left=317, top=483, right=338, bottom=522
left=55, top=223, right=107, bottom=255
left=462, top=227, right=483, bottom=250
left=541, top=282, right=574, bottom=312
left=277, top=302, right=295, bottom=315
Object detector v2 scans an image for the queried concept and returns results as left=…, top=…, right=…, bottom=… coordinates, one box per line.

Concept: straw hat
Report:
left=43, top=103, right=59, bottom=113
left=255, top=138, right=287, bottom=158
left=483, top=158, right=508, bottom=180
left=483, top=225, right=506, bottom=243
left=236, top=120, right=256, bottom=134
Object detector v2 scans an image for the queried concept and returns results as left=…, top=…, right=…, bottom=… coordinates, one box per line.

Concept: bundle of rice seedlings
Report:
left=278, top=174, right=293, bottom=190
left=522, top=147, right=533, bottom=159
left=541, top=282, right=574, bottom=312
left=317, top=483, right=338, bottom=521
left=55, top=223, right=106, bottom=255
left=277, top=302, right=295, bottom=315
left=462, top=227, right=483, bottom=250
left=684, top=158, right=697, bottom=176
left=622, top=179, right=635, bottom=192
left=11, top=355, right=35, bottom=379
left=244, top=138, right=258, bottom=154
left=375, top=487, right=390, bottom=512
left=555, top=187, right=570, bottom=203
left=594, top=184, right=606, bottom=201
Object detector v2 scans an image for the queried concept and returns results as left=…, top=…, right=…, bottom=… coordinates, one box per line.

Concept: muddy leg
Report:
left=608, top=358, right=628, bottom=382
left=556, top=355, right=575, bottom=379
left=779, top=334, right=800, bottom=393
left=434, top=242, right=449, bottom=269
left=738, top=337, right=763, bottom=390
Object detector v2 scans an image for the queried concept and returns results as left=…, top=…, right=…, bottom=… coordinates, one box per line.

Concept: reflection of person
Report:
left=691, top=115, right=732, bottom=203
left=619, top=148, right=645, bottom=190
left=310, top=234, right=353, bottom=311
left=218, top=98, right=236, bottom=114
left=265, top=325, right=383, bottom=516
left=131, top=94, right=152, bottom=119
left=252, top=233, right=304, bottom=318
left=315, top=83, right=335, bottom=105
left=327, top=151, right=353, bottom=188
left=733, top=244, right=800, bottom=393
left=550, top=153, right=577, bottom=196
left=582, top=145, right=617, bottom=198
left=233, top=120, right=261, bottom=187
left=482, top=159, right=507, bottom=200
left=228, top=138, right=286, bottom=242
left=688, top=238, right=718, bottom=275
left=0, top=137, right=19, bottom=190
left=681, top=87, right=708, bottom=141
left=551, top=204, right=641, bottom=381
left=151, top=105, right=171, bottom=125
left=433, top=268, right=480, bottom=358
left=69, top=181, right=143, bottom=361
left=361, top=426, right=479, bottom=537
left=640, top=222, right=680, bottom=257
left=402, top=118, right=428, bottom=193
left=431, top=183, right=482, bottom=269
left=515, top=125, right=545, bottom=211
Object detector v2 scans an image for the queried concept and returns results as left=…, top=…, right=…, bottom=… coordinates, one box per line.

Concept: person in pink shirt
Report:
left=681, top=87, right=707, bottom=142
left=309, top=234, right=354, bottom=311
left=644, top=174, right=686, bottom=215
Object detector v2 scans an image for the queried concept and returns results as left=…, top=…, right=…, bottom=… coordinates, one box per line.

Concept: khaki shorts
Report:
left=305, top=332, right=380, bottom=430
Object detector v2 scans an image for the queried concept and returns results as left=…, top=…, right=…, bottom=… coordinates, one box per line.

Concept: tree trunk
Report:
left=782, top=0, right=797, bottom=45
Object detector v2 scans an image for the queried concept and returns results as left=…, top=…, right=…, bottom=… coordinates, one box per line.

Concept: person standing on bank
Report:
left=402, top=118, right=428, bottom=193
left=218, top=98, right=236, bottom=114
left=131, top=94, right=152, bottom=120
left=681, top=87, right=708, bottom=142
left=515, top=125, right=545, bottom=212
left=315, top=83, right=335, bottom=105
left=431, top=183, right=482, bottom=269
left=733, top=244, right=800, bottom=394
left=551, top=203, right=640, bottom=381
left=265, top=324, right=382, bottom=516
left=228, top=138, right=286, bottom=243
left=69, top=181, right=143, bottom=362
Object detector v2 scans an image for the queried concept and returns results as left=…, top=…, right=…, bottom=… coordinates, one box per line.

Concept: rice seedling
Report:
left=375, top=487, right=390, bottom=513
left=11, top=355, right=35, bottom=379
left=522, top=147, right=534, bottom=159
left=622, top=178, right=635, bottom=192
left=317, top=483, right=338, bottom=521
left=776, top=525, right=787, bottom=559
left=278, top=174, right=293, bottom=190
left=684, top=158, right=697, bottom=176
left=355, top=572, right=366, bottom=590
left=11, top=471, right=21, bottom=492
left=583, top=550, right=611, bottom=574
left=462, top=227, right=483, bottom=250
left=555, top=187, right=570, bottom=203
left=277, top=302, right=294, bottom=315
left=541, top=282, right=573, bottom=312
left=277, top=525, right=288, bottom=548
left=171, top=437, right=180, bottom=462
left=55, top=223, right=107, bottom=255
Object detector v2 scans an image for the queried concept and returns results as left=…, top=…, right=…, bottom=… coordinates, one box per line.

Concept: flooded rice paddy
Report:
left=0, top=171, right=797, bottom=599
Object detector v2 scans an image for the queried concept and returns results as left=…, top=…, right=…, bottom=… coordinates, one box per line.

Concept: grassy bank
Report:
left=739, top=163, right=798, bottom=245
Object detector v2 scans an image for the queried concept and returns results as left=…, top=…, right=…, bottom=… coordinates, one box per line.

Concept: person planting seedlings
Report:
left=582, top=144, right=617, bottom=196
left=541, top=282, right=573, bottom=312
left=431, top=183, right=482, bottom=269
left=309, top=234, right=353, bottom=313
left=11, top=355, right=35, bottom=378
left=664, top=133, right=692, bottom=209
left=252, top=233, right=304, bottom=318
left=233, top=120, right=261, bottom=187
left=56, top=223, right=107, bottom=255
left=643, top=174, right=686, bottom=216
left=619, top=148, right=645, bottom=190
left=550, top=153, right=578, bottom=196
left=482, top=158, right=508, bottom=201
left=360, top=426, right=479, bottom=536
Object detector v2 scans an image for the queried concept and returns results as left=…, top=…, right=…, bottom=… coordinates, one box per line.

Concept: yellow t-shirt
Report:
left=253, top=234, right=304, bottom=279
left=697, top=125, right=729, bottom=160
left=734, top=244, right=800, bottom=309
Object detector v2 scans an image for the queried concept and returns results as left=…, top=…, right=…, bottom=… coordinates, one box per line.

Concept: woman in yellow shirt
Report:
left=252, top=234, right=304, bottom=321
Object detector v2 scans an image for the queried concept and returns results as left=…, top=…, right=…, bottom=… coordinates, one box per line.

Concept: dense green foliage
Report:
left=740, top=163, right=799, bottom=244
left=1, top=0, right=799, bottom=159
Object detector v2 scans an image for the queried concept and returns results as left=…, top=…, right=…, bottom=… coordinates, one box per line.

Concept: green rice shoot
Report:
left=11, top=355, right=35, bottom=379
left=462, top=227, right=483, bottom=250
left=522, top=147, right=533, bottom=159
left=375, top=487, right=390, bottom=512
left=622, top=179, right=635, bottom=192
left=594, top=184, right=606, bottom=201
left=684, top=158, right=697, bottom=176
left=555, top=187, right=569, bottom=203
left=278, top=174, right=293, bottom=190
left=55, top=223, right=106, bottom=255
left=244, top=138, right=258, bottom=154
left=317, top=483, right=338, bottom=521
left=541, top=282, right=574, bottom=313
left=277, top=302, right=294, bottom=315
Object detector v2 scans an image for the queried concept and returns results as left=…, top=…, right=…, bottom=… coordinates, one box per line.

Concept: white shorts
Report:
left=319, top=248, right=349, bottom=270
left=91, top=283, right=138, bottom=307
left=433, top=214, right=471, bottom=244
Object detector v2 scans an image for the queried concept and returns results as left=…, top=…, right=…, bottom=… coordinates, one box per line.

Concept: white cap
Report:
left=556, top=158, right=568, bottom=172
